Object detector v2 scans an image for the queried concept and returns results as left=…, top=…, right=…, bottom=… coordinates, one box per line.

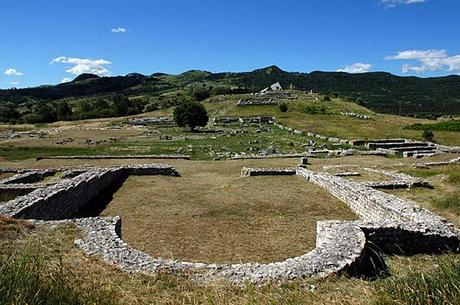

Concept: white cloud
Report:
left=50, top=56, right=112, bottom=76
left=61, top=77, right=72, bottom=83
left=9, top=81, right=19, bottom=86
left=381, top=0, right=428, bottom=8
left=111, top=27, right=127, bottom=33
left=385, top=49, right=460, bottom=74
left=4, top=68, right=24, bottom=76
left=337, top=63, right=373, bottom=73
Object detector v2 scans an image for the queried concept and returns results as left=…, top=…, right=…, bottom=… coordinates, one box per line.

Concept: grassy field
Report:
left=0, top=91, right=458, bottom=162
left=2, top=216, right=460, bottom=305
left=216, top=93, right=460, bottom=146
left=102, top=160, right=357, bottom=263
left=0, top=94, right=460, bottom=304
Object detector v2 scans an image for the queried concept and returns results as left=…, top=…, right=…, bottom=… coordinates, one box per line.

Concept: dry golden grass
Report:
left=3, top=219, right=460, bottom=305
left=0, top=172, right=14, bottom=180
left=102, top=160, right=357, bottom=263
left=0, top=151, right=459, bottom=304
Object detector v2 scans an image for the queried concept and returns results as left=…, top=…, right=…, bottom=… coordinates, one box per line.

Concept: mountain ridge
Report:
left=1, top=65, right=460, bottom=118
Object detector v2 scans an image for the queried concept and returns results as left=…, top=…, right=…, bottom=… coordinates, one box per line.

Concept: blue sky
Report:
left=1, top=0, right=459, bottom=88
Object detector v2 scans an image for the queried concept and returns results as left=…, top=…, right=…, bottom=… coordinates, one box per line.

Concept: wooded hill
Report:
left=0, top=65, right=459, bottom=123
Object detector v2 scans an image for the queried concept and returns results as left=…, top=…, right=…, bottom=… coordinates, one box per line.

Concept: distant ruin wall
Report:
left=36, top=154, right=191, bottom=161
left=241, top=167, right=297, bottom=177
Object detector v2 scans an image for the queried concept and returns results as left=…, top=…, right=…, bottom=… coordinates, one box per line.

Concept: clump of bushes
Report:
left=405, top=120, right=460, bottom=132
left=279, top=103, right=288, bottom=113
left=302, top=105, right=328, bottom=115
left=422, top=130, right=435, bottom=142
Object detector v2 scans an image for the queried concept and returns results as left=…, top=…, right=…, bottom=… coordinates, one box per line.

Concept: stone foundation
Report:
left=1, top=163, right=459, bottom=285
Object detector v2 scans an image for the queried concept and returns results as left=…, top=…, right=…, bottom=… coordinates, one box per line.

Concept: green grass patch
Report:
left=0, top=192, right=20, bottom=203
left=302, top=105, right=330, bottom=115
left=405, top=120, right=460, bottom=132
left=433, top=193, right=460, bottom=216
left=373, top=259, right=460, bottom=305
left=0, top=246, right=115, bottom=305
left=403, top=165, right=460, bottom=181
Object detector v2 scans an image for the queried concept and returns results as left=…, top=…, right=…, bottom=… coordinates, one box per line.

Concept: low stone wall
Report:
left=231, top=153, right=308, bottom=160
left=360, top=222, right=460, bottom=254
left=414, top=156, right=460, bottom=168
left=297, top=168, right=460, bottom=253
left=241, top=167, right=297, bottom=177
left=335, top=172, right=361, bottom=177
left=36, top=154, right=191, bottom=160
left=340, top=112, right=370, bottom=120
left=71, top=217, right=368, bottom=284
left=237, top=98, right=278, bottom=106
left=362, top=168, right=430, bottom=189
left=0, top=164, right=181, bottom=220
left=363, top=180, right=431, bottom=189
left=122, top=164, right=181, bottom=176
left=0, top=169, right=126, bottom=220
left=3, top=164, right=460, bottom=284
left=0, top=170, right=55, bottom=184
left=0, top=183, right=42, bottom=192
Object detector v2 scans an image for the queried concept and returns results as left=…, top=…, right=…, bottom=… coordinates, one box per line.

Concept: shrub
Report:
left=173, top=102, right=209, bottom=131
left=422, top=130, right=434, bottom=142
left=322, top=95, right=331, bottom=101
left=144, top=102, right=159, bottom=112
left=279, top=103, right=288, bottom=113
left=302, top=105, right=328, bottom=115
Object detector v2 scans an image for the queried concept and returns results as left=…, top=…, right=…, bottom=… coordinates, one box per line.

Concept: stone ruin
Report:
left=237, top=98, right=279, bottom=106
left=414, top=156, right=460, bottom=168
left=214, top=116, right=276, bottom=125
left=0, top=129, right=61, bottom=142
left=125, top=117, right=175, bottom=127
left=275, top=123, right=458, bottom=159
left=365, top=139, right=437, bottom=158
left=0, top=160, right=459, bottom=285
left=340, top=112, right=370, bottom=120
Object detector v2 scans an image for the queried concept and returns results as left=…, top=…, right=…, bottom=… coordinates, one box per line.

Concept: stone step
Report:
left=391, top=146, right=437, bottom=152
left=367, top=142, right=431, bottom=150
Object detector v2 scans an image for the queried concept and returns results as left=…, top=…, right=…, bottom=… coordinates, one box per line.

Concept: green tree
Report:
left=112, top=95, right=129, bottom=116
left=0, top=102, right=20, bottom=123
left=173, top=102, right=209, bottom=131
left=192, top=89, right=210, bottom=102
left=24, top=103, right=57, bottom=123
left=54, top=101, right=73, bottom=120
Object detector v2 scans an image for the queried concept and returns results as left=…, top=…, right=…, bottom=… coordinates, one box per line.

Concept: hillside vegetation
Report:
left=1, top=66, right=460, bottom=124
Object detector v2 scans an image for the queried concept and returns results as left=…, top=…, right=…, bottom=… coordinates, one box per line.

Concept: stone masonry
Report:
left=1, top=162, right=459, bottom=285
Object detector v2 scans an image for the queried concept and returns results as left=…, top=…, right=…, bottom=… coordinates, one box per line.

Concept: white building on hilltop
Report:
left=260, top=82, right=283, bottom=94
